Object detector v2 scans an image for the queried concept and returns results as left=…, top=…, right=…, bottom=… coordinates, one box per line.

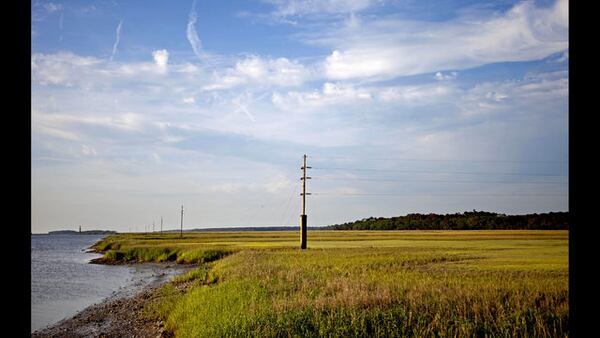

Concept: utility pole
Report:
left=300, top=154, right=311, bottom=249
left=180, top=205, right=184, bottom=238
left=160, top=216, right=163, bottom=234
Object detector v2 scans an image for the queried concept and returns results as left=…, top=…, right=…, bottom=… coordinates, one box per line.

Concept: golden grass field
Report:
left=94, top=230, right=568, bottom=337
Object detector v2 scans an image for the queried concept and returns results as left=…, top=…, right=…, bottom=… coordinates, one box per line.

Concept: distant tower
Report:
left=79, top=225, right=81, bottom=233
left=180, top=205, right=184, bottom=238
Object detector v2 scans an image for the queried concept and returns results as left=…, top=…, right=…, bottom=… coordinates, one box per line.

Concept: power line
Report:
left=312, top=167, right=566, bottom=177
left=311, top=192, right=567, bottom=197
left=278, top=182, right=299, bottom=227
left=284, top=197, right=299, bottom=226
left=312, top=177, right=567, bottom=184
left=310, top=156, right=567, bottom=164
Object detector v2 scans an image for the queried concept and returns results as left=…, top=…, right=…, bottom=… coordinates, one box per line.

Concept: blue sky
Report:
left=31, top=0, right=568, bottom=233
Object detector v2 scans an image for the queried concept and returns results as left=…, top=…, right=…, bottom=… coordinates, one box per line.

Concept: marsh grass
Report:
left=95, top=230, right=568, bottom=337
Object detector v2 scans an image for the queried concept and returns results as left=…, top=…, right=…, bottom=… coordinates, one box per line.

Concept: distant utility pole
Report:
left=79, top=225, right=81, bottom=233
left=300, top=154, right=311, bottom=249
left=180, top=205, right=184, bottom=238
left=160, top=216, right=163, bottom=234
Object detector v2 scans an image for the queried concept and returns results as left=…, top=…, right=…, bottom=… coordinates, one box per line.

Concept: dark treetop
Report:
left=324, top=211, right=568, bottom=230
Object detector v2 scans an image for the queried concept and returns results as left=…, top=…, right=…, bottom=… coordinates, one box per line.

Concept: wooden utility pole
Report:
left=180, top=205, right=184, bottom=238
left=160, top=216, right=163, bottom=234
left=300, top=154, right=311, bottom=249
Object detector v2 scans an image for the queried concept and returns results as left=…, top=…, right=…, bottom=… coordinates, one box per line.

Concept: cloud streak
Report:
left=110, top=19, right=124, bottom=62
left=187, top=0, right=204, bottom=61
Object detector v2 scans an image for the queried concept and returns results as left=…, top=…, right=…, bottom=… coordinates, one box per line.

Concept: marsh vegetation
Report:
left=94, top=230, right=568, bottom=337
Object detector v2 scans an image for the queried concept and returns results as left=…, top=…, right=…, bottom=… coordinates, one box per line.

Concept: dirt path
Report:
left=32, top=263, right=192, bottom=338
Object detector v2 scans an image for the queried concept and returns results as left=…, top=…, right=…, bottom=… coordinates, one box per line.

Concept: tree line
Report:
left=324, top=211, right=568, bottom=230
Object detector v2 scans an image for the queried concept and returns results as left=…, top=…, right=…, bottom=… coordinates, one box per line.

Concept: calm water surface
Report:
left=31, top=234, right=184, bottom=333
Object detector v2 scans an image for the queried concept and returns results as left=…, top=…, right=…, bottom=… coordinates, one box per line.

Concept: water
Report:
left=31, top=234, right=187, bottom=333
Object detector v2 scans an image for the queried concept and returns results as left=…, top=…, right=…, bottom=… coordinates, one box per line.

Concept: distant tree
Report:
left=326, top=212, right=568, bottom=231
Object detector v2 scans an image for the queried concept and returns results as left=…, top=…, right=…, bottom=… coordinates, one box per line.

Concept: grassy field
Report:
left=93, top=230, right=568, bottom=337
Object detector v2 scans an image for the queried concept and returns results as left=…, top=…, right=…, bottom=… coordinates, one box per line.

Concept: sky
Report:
left=31, top=0, right=569, bottom=233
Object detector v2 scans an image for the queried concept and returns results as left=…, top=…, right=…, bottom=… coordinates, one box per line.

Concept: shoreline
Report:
left=32, top=262, right=193, bottom=338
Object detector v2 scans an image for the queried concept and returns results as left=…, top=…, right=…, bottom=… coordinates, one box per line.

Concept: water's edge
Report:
left=33, top=260, right=192, bottom=334
left=31, top=234, right=192, bottom=333
left=32, top=260, right=193, bottom=338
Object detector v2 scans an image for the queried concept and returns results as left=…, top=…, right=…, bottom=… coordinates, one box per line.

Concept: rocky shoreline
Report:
left=32, top=263, right=192, bottom=338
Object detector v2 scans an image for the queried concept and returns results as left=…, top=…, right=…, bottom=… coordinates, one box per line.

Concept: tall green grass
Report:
left=97, top=231, right=568, bottom=337
left=94, top=234, right=234, bottom=264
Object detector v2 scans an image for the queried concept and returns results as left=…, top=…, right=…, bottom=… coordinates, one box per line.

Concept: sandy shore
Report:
left=32, top=263, right=192, bottom=338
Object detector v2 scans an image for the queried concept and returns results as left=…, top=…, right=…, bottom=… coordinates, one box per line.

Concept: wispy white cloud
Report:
left=110, top=19, right=124, bottom=62
left=265, top=0, right=379, bottom=17
left=44, top=2, right=63, bottom=13
left=203, top=55, right=310, bottom=90
left=182, top=97, right=195, bottom=104
left=232, top=93, right=256, bottom=122
left=457, top=70, right=568, bottom=118
left=271, top=81, right=458, bottom=112
left=316, top=0, right=568, bottom=80
left=35, top=111, right=148, bottom=135
left=377, top=84, right=457, bottom=104
left=271, top=81, right=372, bottom=111
left=31, top=52, right=102, bottom=86
left=81, top=144, right=98, bottom=156
left=32, top=2, right=64, bottom=23
left=435, top=71, right=457, bottom=81
left=35, top=123, right=81, bottom=141
left=187, top=0, right=205, bottom=61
